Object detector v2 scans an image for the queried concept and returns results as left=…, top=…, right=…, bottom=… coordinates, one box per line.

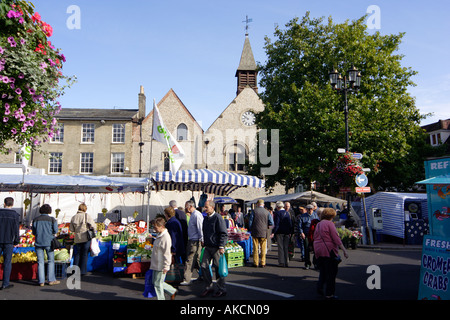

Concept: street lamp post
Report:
left=329, top=65, right=361, bottom=152
left=330, top=65, right=362, bottom=225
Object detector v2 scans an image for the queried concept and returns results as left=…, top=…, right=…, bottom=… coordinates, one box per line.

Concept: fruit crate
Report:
left=45, top=261, right=69, bottom=279
left=54, top=261, right=69, bottom=279
left=225, top=251, right=244, bottom=268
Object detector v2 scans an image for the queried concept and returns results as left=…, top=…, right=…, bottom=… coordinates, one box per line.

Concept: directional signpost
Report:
left=352, top=152, right=363, bottom=160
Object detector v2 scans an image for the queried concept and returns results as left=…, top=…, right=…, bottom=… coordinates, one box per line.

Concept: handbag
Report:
left=84, top=213, right=96, bottom=240
left=51, top=237, right=61, bottom=250
left=218, top=254, right=228, bottom=278
left=165, top=263, right=184, bottom=283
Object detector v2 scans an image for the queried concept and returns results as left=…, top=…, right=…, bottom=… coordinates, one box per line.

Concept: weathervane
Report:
left=243, top=15, right=253, bottom=35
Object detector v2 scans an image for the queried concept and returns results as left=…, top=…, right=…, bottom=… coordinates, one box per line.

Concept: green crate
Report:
left=227, top=259, right=244, bottom=268
left=226, top=251, right=244, bottom=261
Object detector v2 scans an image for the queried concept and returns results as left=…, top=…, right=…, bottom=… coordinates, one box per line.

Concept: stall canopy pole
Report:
left=146, top=100, right=156, bottom=233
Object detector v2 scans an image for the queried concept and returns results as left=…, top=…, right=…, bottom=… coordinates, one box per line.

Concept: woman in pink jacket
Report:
left=313, top=208, right=348, bottom=299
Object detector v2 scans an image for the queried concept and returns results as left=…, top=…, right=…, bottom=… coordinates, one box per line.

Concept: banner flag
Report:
left=151, top=99, right=185, bottom=174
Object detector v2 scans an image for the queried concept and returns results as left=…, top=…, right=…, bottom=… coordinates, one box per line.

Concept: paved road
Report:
left=0, top=244, right=423, bottom=302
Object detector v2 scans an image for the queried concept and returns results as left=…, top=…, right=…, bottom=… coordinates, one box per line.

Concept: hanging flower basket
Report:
left=329, top=152, right=363, bottom=190
left=0, top=0, right=75, bottom=153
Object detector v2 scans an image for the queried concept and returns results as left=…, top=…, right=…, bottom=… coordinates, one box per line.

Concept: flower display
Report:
left=351, top=230, right=363, bottom=240
left=329, top=152, right=364, bottom=189
left=0, top=0, right=75, bottom=154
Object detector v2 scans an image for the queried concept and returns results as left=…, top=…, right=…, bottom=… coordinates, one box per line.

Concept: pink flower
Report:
left=15, top=87, right=22, bottom=95
left=32, top=12, right=41, bottom=23
left=7, top=10, right=22, bottom=19
left=3, top=117, right=8, bottom=122
left=40, top=62, right=47, bottom=72
left=7, top=37, right=16, bottom=47
left=11, top=128, right=17, bottom=135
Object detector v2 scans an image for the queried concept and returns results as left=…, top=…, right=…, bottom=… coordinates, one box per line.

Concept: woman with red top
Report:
left=313, top=208, right=348, bottom=299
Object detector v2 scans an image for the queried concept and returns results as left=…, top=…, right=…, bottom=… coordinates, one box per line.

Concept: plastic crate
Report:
left=54, top=261, right=69, bottom=279
left=225, top=251, right=244, bottom=268
left=44, top=261, right=69, bottom=279
left=227, top=259, right=244, bottom=268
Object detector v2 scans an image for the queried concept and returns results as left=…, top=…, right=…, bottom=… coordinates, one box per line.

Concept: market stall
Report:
left=416, top=157, right=450, bottom=300
left=152, top=169, right=265, bottom=268
left=362, top=192, right=428, bottom=243
left=152, top=169, right=265, bottom=196
left=0, top=173, right=151, bottom=279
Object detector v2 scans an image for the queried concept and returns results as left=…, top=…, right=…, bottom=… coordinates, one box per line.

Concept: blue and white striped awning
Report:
left=152, top=169, right=264, bottom=196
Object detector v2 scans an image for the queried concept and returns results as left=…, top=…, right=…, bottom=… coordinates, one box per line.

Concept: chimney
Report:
left=138, top=85, right=146, bottom=119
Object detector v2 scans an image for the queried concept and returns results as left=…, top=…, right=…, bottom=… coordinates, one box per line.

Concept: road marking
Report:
left=226, top=281, right=294, bottom=298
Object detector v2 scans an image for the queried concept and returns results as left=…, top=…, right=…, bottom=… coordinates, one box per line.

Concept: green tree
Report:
left=249, top=12, right=429, bottom=193
left=0, top=0, right=75, bottom=155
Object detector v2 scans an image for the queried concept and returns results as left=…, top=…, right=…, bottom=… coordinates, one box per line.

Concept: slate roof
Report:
left=236, top=35, right=257, bottom=73
left=56, top=108, right=138, bottom=120
left=421, top=118, right=450, bottom=132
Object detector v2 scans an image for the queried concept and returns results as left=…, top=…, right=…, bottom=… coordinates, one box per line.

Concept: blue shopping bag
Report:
left=142, top=269, right=157, bottom=298
left=219, top=254, right=228, bottom=278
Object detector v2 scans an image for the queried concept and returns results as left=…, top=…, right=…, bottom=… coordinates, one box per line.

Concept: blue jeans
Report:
left=0, top=243, right=14, bottom=287
left=74, top=241, right=90, bottom=275
left=36, top=246, right=56, bottom=284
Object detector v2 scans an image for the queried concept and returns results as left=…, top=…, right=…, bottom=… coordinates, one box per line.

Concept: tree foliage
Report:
left=249, top=12, right=431, bottom=193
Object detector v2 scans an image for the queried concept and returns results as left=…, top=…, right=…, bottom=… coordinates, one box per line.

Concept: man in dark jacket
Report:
left=0, top=197, right=20, bottom=290
left=272, top=201, right=292, bottom=267
left=200, top=200, right=228, bottom=298
left=249, top=199, right=273, bottom=267
left=169, top=200, right=188, bottom=260
left=164, top=206, right=186, bottom=264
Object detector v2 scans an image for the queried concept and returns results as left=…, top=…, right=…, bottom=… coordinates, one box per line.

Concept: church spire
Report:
left=235, top=17, right=258, bottom=96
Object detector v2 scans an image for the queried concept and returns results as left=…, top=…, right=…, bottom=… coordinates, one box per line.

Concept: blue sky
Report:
left=31, top=0, right=449, bottom=129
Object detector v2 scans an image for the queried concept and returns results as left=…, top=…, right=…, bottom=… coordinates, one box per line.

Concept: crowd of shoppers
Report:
left=1, top=195, right=349, bottom=300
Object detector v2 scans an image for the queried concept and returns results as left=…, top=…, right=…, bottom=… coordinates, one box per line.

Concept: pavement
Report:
left=0, top=242, right=424, bottom=303
left=0, top=242, right=428, bottom=319
left=358, top=243, right=423, bottom=251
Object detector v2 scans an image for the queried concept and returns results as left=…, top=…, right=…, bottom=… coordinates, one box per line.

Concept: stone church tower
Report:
left=205, top=33, right=264, bottom=173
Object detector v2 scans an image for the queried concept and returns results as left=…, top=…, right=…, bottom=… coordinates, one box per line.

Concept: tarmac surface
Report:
left=0, top=242, right=423, bottom=301
left=1, top=242, right=431, bottom=318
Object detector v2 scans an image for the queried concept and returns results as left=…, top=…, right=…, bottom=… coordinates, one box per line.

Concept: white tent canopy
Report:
left=247, top=190, right=347, bottom=207
left=0, top=174, right=150, bottom=193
